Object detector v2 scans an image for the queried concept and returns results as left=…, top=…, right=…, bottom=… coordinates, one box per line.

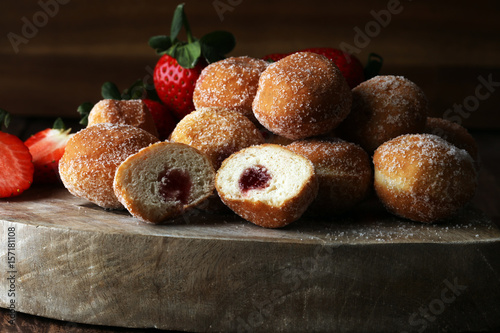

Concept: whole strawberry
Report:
left=0, top=109, right=34, bottom=197
left=24, top=118, right=73, bottom=184
left=301, top=47, right=365, bottom=89
left=142, top=98, right=177, bottom=140
left=149, top=3, right=235, bottom=119
left=152, top=54, right=205, bottom=120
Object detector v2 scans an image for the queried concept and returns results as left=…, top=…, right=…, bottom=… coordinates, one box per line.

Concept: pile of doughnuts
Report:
left=59, top=52, right=479, bottom=227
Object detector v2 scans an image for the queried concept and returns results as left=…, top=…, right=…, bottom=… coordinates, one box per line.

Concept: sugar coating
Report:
left=373, top=133, right=477, bottom=223
left=59, top=123, right=159, bottom=209
left=88, top=99, right=159, bottom=138
left=338, top=75, right=429, bottom=153
left=287, top=138, right=373, bottom=214
left=170, top=107, right=265, bottom=169
left=424, top=117, right=478, bottom=164
left=193, top=56, right=268, bottom=120
left=253, top=52, right=352, bottom=140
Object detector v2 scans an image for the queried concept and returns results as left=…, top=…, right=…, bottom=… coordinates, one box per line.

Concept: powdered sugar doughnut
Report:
left=193, top=56, right=268, bottom=121
left=373, top=134, right=477, bottom=223
left=424, top=117, right=479, bottom=166
left=170, top=107, right=265, bottom=170
left=337, top=75, right=429, bottom=153
left=252, top=52, right=352, bottom=140
left=287, top=138, right=373, bottom=215
left=59, top=123, right=159, bottom=209
left=88, top=99, right=159, bottom=138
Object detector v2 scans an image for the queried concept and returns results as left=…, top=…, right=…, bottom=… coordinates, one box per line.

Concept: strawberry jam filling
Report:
left=239, top=165, right=271, bottom=193
left=158, top=168, right=191, bottom=204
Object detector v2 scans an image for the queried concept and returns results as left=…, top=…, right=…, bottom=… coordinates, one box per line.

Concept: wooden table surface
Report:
left=0, top=128, right=499, bottom=333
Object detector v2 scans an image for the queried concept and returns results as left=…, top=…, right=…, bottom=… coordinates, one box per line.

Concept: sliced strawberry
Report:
left=0, top=132, right=34, bottom=197
left=153, top=54, right=205, bottom=120
left=143, top=98, right=177, bottom=140
left=24, top=123, right=73, bottom=184
left=301, top=47, right=365, bottom=89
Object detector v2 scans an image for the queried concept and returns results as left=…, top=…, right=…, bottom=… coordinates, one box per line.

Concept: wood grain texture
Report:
left=0, top=187, right=499, bottom=332
left=1, top=0, right=499, bottom=129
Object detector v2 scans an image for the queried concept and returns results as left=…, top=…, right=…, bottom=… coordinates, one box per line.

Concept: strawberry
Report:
left=24, top=118, right=73, bottom=184
left=142, top=98, right=177, bottom=140
left=149, top=3, right=235, bottom=119
left=152, top=54, right=206, bottom=120
left=300, top=47, right=365, bottom=89
left=0, top=109, right=34, bottom=197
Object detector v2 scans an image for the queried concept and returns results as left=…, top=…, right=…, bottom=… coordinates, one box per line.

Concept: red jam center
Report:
left=157, top=168, right=191, bottom=204
left=238, top=165, right=271, bottom=193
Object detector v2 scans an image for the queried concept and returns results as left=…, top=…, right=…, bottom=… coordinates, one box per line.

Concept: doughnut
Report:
left=424, top=117, right=479, bottom=167
left=252, top=52, right=352, bottom=140
left=373, top=134, right=477, bottom=223
left=87, top=99, right=159, bottom=138
left=337, top=75, right=429, bottom=153
left=170, top=107, right=265, bottom=170
left=287, top=138, right=373, bottom=215
left=113, top=142, right=215, bottom=223
left=215, top=144, right=318, bottom=228
left=193, top=56, right=268, bottom=121
left=59, top=123, right=159, bottom=209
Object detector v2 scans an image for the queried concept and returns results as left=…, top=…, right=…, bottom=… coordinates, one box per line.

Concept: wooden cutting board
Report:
left=1, top=187, right=499, bottom=332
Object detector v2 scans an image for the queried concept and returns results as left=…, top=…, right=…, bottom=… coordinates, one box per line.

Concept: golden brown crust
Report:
left=424, top=117, right=479, bottom=165
left=88, top=99, right=159, bottom=138
left=193, top=56, right=268, bottom=121
left=218, top=178, right=318, bottom=228
left=252, top=52, right=352, bottom=140
left=287, top=138, right=373, bottom=215
left=373, top=134, right=477, bottom=223
left=59, top=123, right=159, bottom=209
left=337, top=75, right=429, bottom=153
left=170, top=107, right=265, bottom=170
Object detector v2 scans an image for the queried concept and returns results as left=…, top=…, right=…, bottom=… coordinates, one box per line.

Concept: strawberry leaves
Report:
left=149, top=3, right=235, bottom=68
left=364, top=53, right=384, bottom=80
left=0, top=108, right=11, bottom=129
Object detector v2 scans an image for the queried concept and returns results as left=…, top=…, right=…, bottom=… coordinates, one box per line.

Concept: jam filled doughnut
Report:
left=424, top=117, right=479, bottom=167
left=373, top=134, right=477, bottom=223
left=113, top=142, right=215, bottom=223
left=193, top=56, right=268, bottom=121
left=337, top=75, right=429, bottom=153
left=287, top=138, right=373, bottom=215
left=59, top=123, right=159, bottom=209
left=170, top=107, right=265, bottom=170
left=88, top=99, right=159, bottom=138
left=215, top=144, right=318, bottom=228
left=252, top=52, right=352, bottom=140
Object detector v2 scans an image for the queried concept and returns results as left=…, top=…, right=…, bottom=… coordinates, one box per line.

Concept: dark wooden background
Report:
left=1, top=0, right=500, bottom=132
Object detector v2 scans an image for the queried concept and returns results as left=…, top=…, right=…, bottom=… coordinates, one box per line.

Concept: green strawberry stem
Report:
left=0, top=108, right=11, bottom=129
left=149, top=3, right=235, bottom=69
left=52, top=117, right=67, bottom=131
left=364, top=53, right=383, bottom=80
